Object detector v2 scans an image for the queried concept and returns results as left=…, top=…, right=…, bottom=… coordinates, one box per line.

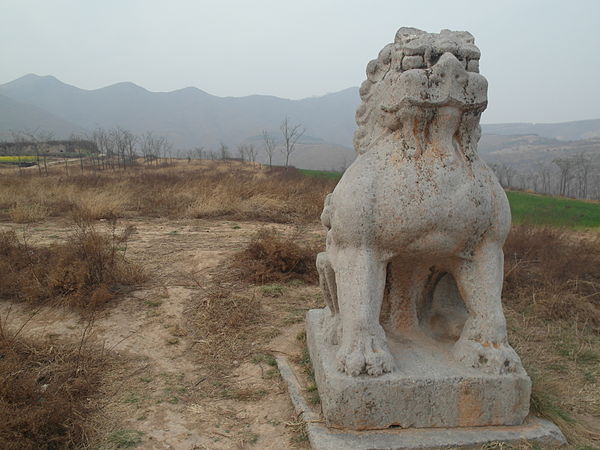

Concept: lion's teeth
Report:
left=467, top=59, right=480, bottom=73
left=459, top=44, right=481, bottom=60
left=432, top=39, right=459, bottom=55
left=402, top=55, right=425, bottom=70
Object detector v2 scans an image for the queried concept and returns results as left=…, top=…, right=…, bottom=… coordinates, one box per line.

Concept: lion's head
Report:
left=354, top=28, right=488, bottom=159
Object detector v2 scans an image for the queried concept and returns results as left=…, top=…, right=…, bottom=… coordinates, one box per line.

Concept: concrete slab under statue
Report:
left=277, top=27, right=567, bottom=449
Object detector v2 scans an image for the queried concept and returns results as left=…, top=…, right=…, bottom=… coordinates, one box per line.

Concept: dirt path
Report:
left=0, top=218, right=323, bottom=449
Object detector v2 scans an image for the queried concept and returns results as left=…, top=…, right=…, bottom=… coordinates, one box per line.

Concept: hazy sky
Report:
left=1, top=0, right=599, bottom=124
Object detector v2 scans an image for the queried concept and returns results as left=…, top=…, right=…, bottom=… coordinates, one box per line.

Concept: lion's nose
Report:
left=437, top=52, right=468, bottom=73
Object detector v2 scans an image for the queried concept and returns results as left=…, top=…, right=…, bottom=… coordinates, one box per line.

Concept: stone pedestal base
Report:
left=306, top=308, right=531, bottom=430
left=275, top=350, right=566, bottom=450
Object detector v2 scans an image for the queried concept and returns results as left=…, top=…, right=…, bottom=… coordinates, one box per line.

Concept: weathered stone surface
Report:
left=317, top=27, right=523, bottom=383
left=401, top=55, right=424, bottom=70
left=306, top=309, right=531, bottom=430
left=311, top=27, right=544, bottom=435
left=306, top=418, right=567, bottom=450
left=276, top=352, right=566, bottom=449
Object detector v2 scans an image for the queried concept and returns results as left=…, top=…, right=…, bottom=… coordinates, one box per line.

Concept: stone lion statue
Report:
left=317, top=28, right=524, bottom=377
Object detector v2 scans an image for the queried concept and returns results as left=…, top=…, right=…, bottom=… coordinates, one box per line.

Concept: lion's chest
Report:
left=330, top=150, right=506, bottom=255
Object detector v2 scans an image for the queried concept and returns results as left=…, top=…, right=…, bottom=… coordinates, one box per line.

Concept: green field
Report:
left=507, top=191, right=600, bottom=229
left=298, top=168, right=343, bottom=180
left=299, top=169, right=600, bottom=229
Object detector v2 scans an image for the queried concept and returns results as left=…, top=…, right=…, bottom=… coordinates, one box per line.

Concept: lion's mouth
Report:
left=374, top=29, right=488, bottom=111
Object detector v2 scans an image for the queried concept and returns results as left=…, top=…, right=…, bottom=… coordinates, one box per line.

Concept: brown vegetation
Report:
left=503, top=225, right=600, bottom=332
left=233, top=228, right=320, bottom=284
left=0, top=219, right=143, bottom=449
left=0, top=221, right=144, bottom=310
left=0, top=160, right=598, bottom=447
left=191, top=283, right=264, bottom=376
left=0, top=160, right=335, bottom=224
left=502, top=225, right=600, bottom=447
left=0, top=332, right=105, bottom=449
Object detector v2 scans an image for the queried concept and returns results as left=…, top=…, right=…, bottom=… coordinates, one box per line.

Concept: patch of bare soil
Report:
left=0, top=218, right=323, bottom=449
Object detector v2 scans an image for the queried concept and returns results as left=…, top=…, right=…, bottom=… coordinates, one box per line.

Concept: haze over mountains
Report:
left=1, top=74, right=599, bottom=170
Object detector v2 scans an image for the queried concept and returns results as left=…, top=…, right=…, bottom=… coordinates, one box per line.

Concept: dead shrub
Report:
left=233, top=228, right=320, bottom=284
left=0, top=333, right=105, bottom=449
left=8, top=202, right=49, bottom=223
left=0, top=221, right=144, bottom=310
left=192, top=285, right=263, bottom=373
left=503, top=225, right=600, bottom=331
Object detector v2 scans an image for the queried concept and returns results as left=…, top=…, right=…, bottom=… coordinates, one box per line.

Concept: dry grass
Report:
left=188, top=227, right=322, bottom=400
left=0, top=217, right=138, bottom=449
left=233, top=228, right=321, bottom=284
left=502, top=225, right=600, bottom=447
left=8, top=202, right=50, bottom=223
left=0, top=329, right=106, bottom=449
left=2, top=161, right=599, bottom=447
left=0, top=220, right=145, bottom=311
left=0, top=161, right=335, bottom=224
left=503, top=225, right=600, bottom=332
left=190, top=283, right=264, bottom=378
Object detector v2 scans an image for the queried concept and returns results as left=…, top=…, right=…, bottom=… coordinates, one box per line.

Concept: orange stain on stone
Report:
left=458, top=385, right=482, bottom=426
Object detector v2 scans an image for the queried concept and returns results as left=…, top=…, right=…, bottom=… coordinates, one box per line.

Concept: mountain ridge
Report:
left=1, top=74, right=599, bottom=170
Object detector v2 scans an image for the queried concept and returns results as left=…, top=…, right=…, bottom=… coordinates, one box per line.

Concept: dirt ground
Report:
left=0, top=217, right=323, bottom=449
left=2, top=215, right=599, bottom=449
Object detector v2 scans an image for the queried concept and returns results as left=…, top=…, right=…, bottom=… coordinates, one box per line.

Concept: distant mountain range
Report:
left=1, top=74, right=599, bottom=170
left=481, top=120, right=600, bottom=141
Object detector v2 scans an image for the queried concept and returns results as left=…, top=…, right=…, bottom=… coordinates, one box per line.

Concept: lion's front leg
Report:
left=451, top=241, right=524, bottom=375
left=333, top=248, right=394, bottom=377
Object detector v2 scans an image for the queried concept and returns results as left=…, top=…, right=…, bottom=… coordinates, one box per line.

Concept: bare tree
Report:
left=163, top=140, right=173, bottom=164
left=219, top=142, right=230, bottom=160
left=573, top=153, right=592, bottom=199
left=279, top=117, right=305, bottom=168
left=591, top=172, right=600, bottom=200
left=237, top=144, right=246, bottom=162
left=19, top=129, right=52, bottom=176
left=66, top=132, right=87, bottom=173
left=140, top=131, right=155, bottom=164
left=193, top=146, right=205, bottom=160
left=537, top=163, right=553, bottom=194
left=527, top=169, right=540, bottom=192
left=554, top=158, right=574, bottom=197
left=236, top=144, right=258, bottom=165
left=261, top=130, right=277, bottom=168
left=9, top=130, right=26, bottom=175
left=140, top=131, right=170, bottom=166
left=123, top=129, right=138, bottom=167
left=90, top=128, right=112, bottom=170
left=504, top=165, right=517, bottom=189
left=245, top=144, right=258, bottom=165
left=110, top=127, right=137, bottom=169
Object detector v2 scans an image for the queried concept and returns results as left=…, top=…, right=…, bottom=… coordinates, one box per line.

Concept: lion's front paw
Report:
left=336, top=332, right=395, bottom=377
left=452, top=339, right=524, bottom=375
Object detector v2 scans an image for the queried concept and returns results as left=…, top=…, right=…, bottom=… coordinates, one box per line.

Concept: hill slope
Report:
left=481, top=119, right=600, bottom=141
left=0, top=93, right=84, bottom=139
left=0, top=74, right=358, bottom=150
left=1, top=74, right=599, bottom=170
